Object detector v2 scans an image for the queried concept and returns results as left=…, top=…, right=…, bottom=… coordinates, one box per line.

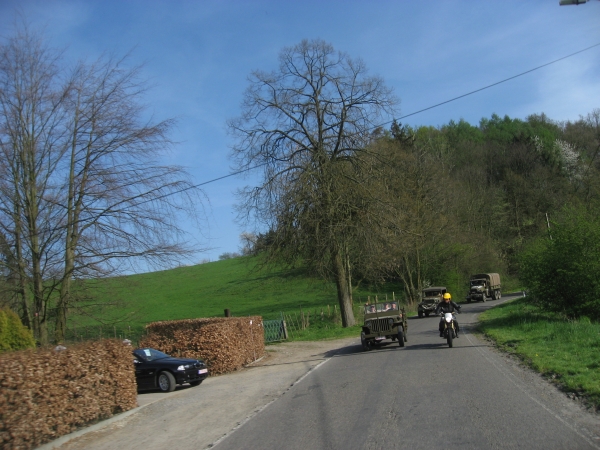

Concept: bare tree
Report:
left=228, top=39, right=397, bottom=326
left=0, top=26, right=202, bottom=344
left=0, top=27, right=67, bottom=344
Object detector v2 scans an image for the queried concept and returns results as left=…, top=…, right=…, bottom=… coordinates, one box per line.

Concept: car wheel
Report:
left=361, top=332, right=371, bottom=351
left=397, top=329, right=405, bottom=347
left=158, top=371, right=176, bottom=392
left=189, top=380, right=203, bottom=387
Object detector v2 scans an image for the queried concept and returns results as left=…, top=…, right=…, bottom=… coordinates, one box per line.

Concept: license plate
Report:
left=198, top=368, right=208, bottom=374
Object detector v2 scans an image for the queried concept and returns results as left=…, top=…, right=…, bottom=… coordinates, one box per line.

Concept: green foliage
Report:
left=479, top=298, right=600, bottom=408
left=519, top=207, right=600, bottom=319
left=442, top=118, right=484, bottom=147
left=0, top=309, right=36, bottom=352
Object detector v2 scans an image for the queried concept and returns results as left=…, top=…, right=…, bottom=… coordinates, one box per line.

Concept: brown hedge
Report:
left=139, top=316, right=265, bottom=375
left=0, top=339, right=137, bottom=450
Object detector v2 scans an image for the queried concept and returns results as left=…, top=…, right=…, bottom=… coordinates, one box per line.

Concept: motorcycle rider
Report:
left=435, top=293, right=461, bottom=338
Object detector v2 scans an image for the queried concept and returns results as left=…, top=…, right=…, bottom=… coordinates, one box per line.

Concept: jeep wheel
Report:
left=397, top=329, right=405, bottom=348
left=425, top=312, right=430, bottom=317
left=418, top=310, right=423, bottom=318
left=361, top=332, right=371, bottom=351
left=491, top=290, right=497, bottom=300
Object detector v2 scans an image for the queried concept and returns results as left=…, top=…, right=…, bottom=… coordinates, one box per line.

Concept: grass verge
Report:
left=478, top=297, right=600, bottom=410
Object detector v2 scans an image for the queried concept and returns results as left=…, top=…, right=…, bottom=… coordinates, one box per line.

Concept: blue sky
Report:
left=1, top=1, right=599, bottom=266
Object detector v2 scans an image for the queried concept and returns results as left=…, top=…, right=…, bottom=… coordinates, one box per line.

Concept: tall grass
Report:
left=479, top=297, right=600, bottom=409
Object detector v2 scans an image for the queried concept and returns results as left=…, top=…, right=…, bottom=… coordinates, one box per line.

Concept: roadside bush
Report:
left=0, top=339, right=137, bottom=449
left=140, top=316, right=264, bottom=375
left=0, top=309, right=35, bottom=352
left=519, top=206, right=600, bottom=320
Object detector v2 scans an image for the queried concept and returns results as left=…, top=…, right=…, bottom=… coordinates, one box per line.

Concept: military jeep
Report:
left=417, top=287, right=447, bottom=318
left=361, top=301, right=408, bottom=350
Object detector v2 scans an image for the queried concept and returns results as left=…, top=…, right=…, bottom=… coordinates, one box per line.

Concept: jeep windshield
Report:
left=423, top=291, right=440, bottom=297
left=364, top=302, right=399, bottom=314
left=470, top=280, right=485, bottom=286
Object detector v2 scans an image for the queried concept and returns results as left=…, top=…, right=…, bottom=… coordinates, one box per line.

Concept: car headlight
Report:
left=177, top=365, right=190, bottom=371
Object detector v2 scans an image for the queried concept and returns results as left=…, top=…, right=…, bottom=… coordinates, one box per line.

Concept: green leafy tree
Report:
left=0, top=308, right=35, bottom=352
left=519, top=206, right=600, bottom=319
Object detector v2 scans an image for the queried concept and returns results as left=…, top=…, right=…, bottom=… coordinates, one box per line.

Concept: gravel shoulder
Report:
left=38, top=337, right=359, bottom=450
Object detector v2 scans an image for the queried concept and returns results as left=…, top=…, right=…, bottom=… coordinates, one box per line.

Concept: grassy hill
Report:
left=68, top=256, right=400, bottom=343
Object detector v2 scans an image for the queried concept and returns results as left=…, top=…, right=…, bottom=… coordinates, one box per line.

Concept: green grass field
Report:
left=68, top=256, right=405, bottom=343
left=478, top=297, right=600, bottom=410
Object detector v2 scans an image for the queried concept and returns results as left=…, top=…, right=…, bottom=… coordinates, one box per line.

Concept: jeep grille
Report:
left=369, top=318, right=393, bottom=333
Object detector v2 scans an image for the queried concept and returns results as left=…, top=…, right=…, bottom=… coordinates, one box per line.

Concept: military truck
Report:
left=417, top=287, right=447, bottom=318
left=467, top=273, right=501, bottom=302
left=361, top=301, right=408, bottom=350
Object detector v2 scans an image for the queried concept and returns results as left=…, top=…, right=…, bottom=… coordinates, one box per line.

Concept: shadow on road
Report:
left=137, top=383, right=197, bottom=395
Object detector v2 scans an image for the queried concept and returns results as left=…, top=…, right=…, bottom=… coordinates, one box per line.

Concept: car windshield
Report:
left=134, top=348, right=170, bottom=362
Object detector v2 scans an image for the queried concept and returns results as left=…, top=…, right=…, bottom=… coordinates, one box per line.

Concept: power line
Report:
left=148, top=41, right=600, bottom=201
left=390, top=41, right=600, bottom=124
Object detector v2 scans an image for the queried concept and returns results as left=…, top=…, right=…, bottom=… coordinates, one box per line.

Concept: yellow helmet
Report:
left=443, top=293, right=452, bottom=300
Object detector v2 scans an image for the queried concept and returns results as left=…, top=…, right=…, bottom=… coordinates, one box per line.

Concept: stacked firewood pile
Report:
left=0, top=339, right=137, bottom=450
left=140, top=316, right=265, bottom=375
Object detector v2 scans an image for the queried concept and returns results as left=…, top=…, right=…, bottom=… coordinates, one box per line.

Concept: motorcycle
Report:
left=440, top=310, right=460, bottom=348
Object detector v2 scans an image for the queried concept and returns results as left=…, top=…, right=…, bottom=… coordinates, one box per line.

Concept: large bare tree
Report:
left=0, top=26, right=201, bottom=344
left=228, top=39, right=397, bottom=326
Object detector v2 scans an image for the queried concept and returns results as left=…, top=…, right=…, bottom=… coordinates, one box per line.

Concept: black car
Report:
left=133, top=348, right=209, bottom=392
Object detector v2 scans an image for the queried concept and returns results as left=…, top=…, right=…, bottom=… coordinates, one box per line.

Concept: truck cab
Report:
left=467, top=273, right=501, bottom=302
left=418, top=287, right=447, bottom=318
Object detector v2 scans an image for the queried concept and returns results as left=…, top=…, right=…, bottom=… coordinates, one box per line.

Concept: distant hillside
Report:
left=68, top=256, right=396, bottom=343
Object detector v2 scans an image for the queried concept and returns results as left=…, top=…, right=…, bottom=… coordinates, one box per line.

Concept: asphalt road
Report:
left=43, top=293, right=600, bottom=450
left=216, top=294, right=600, bottom=450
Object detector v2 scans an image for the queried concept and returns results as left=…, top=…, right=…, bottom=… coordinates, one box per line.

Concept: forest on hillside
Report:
left=248, top=109, right=600, bottom=316
left=229, top=40, right=600, bottom=327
